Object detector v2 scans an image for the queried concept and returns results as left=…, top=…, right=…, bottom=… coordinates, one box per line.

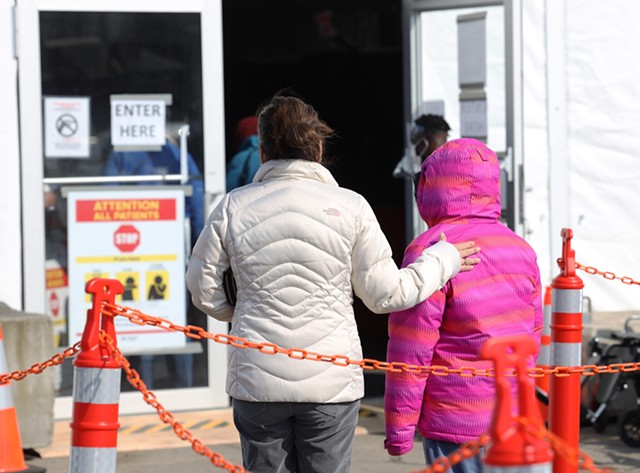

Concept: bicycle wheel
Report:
left=617, top=408, right=640, bottom=448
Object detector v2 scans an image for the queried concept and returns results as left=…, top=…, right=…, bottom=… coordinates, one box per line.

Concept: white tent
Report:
left=414, top=0, right=640, bottom=313
left=523, top=0, right=640, bottom=312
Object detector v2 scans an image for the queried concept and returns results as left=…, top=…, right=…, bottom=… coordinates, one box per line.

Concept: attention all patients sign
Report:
left=67, top=188, right=186, bottom=353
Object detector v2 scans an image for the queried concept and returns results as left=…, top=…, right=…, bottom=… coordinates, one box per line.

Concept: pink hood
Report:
left=384, top=138, right=543, bottom=453
left=416, top=138, right=501, bottom=227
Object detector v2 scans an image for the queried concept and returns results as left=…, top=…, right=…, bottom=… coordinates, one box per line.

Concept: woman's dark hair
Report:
left=257, top=94, right=333, bottom=163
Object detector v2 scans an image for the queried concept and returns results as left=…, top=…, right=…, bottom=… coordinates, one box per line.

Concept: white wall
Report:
left=0, top=0, right=23, bottom=310
left=417, top=1, right=640, bottom=312
left=523, top=0, right=640, bottom=312
left=521, top=0, right=551, bottom=284
left=419, top=6, right=506, bottom=153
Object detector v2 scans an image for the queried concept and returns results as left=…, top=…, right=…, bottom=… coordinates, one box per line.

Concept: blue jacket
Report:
left=225, top=136, right=260, bottom=191
left=104, top=141, right=204, bottom=245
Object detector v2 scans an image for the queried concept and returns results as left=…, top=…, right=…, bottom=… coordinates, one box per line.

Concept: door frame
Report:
left=402, top=0, right=524, bottom=238
left=16, top=0, right=229, bottom=418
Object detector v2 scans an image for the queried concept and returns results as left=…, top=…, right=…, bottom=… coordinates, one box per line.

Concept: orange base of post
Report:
left=549, top=373, right=582, bottom=473
left=536, top=370, right=550, bottom=424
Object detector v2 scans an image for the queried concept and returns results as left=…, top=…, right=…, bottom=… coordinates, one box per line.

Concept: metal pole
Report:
left=179, top=124, right=190, bottom=185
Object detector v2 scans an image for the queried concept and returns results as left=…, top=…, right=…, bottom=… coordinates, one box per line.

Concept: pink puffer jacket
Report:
left=384, top=138, right=543, bottom=454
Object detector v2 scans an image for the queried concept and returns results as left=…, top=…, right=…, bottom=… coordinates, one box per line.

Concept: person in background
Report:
left=44, top=183, right=70, bottom=351
left=186, top=93, right=481, bottom=473
left=384, top=138, right=543, bottom=473
left=103, top=138, right=204, bottom=246
left=393, top=114, right=450, bottom=183
left=411, top=114, right=451, bottom=163
left=44, top=183, right=68, bottom=268
left=103, top=136, right=204, bottom=389
left=225, top=116, right=260, bottom=191
left=410, top=114, right=451, bottom=195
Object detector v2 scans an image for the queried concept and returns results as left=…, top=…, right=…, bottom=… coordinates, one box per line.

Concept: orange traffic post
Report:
left=69, top=278, right=123, bottom=473
left=535, top=286, right=552, bottom=423
left=0, top=323, right=46, bottom=473
left=549, top=228, right=584, bottom=473
left=481, top=334, right=553, bottom=472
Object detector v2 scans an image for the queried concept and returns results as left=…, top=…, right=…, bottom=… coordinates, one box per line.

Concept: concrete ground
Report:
left=26, top=396, right=639, bottom=473
left=22, top=310, right=640, bottom=472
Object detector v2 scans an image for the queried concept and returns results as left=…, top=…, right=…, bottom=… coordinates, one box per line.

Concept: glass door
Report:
left=402, top=0, right=524, bottom=237
left=17, top=0, right=228, bottom=417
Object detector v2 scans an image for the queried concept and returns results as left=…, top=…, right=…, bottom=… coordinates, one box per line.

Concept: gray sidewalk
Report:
left=25, top=310, right=640, bottom=472
left=28, top=397, right=639, bottom=473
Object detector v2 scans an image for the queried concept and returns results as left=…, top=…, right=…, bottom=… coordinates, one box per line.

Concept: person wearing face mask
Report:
left=410, top=114, right=451, bottom=194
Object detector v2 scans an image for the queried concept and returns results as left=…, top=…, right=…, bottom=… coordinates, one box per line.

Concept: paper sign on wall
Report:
left=110, top=94, right=170, bottom=150
left=460, top=99, right=488, bottom=138
left=67, top=188, right=186, bottom=353
left=457, top=12, right=487, bottom=88
left=44, top=97, right=91, bottom=159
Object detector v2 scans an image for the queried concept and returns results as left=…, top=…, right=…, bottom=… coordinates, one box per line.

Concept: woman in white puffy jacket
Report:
left=186, top=94, right=480, bottom=473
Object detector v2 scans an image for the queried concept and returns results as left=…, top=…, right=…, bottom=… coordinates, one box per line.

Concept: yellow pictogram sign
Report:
left=146, top=271, right=169, bottom=301
left=116, top=271, right=140, bottom=302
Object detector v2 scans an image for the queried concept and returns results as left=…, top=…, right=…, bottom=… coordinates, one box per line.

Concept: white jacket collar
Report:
left=253, top=159, right=338, bottom=187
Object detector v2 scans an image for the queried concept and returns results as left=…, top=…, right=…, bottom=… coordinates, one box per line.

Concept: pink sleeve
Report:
left=384, top=242, right=447, bottom=455
left=531, top=263, right=544, bottom=348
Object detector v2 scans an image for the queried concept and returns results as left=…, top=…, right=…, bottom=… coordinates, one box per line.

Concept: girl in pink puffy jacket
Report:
left=384, top=138, right=543, bottom=473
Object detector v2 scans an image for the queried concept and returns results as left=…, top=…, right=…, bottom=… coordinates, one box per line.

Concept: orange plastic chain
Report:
left=514, top=417, right=616, bottom=473
left=99, top=332, right=246, bottom=473
left=412, top=434, right=490, bottom=473
left=0, top=303, right=620, bottom=473
left=0, top=341, right=81, bottom=385
left=101, top=302, right=640, bottom=379
left=417, top=418, right=614, bottom=473
left=576, top=261, right=640, bottom=287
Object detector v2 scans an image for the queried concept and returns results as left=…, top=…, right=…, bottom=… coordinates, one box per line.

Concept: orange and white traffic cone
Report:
left=0, top=323, right=46, bottom=473
left=69, top=279, right=124, bottom=473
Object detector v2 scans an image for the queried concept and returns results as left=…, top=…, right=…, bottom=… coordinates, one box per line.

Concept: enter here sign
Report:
left=110, top=97, right=166, bottom=148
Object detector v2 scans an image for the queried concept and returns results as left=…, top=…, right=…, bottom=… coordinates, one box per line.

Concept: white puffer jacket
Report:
left=186, top=159, right=460, bottom=403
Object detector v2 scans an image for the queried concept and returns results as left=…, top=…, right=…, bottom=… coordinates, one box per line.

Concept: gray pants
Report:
left=232, top=398, right=360, bottom=473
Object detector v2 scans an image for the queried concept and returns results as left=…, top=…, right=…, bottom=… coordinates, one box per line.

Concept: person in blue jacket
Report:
left=103, top=138, right=204, bottom=388
left=104, top=139, right=205, bottom=245
left=225, top=116, right=260, bottom=191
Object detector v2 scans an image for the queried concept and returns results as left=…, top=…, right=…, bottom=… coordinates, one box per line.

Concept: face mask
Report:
left=412, top=171, right=421, bottom=191
left=413, top=137, right=430, bottom=163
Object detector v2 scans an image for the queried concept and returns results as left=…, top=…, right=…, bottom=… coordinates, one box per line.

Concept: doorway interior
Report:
left=222, top=0, right=406, bottom=395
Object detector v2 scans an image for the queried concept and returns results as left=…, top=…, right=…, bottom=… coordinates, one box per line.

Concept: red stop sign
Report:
left=49, top=292, right=60, bottom=317
left=113, top=224, right=140, bottom=252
